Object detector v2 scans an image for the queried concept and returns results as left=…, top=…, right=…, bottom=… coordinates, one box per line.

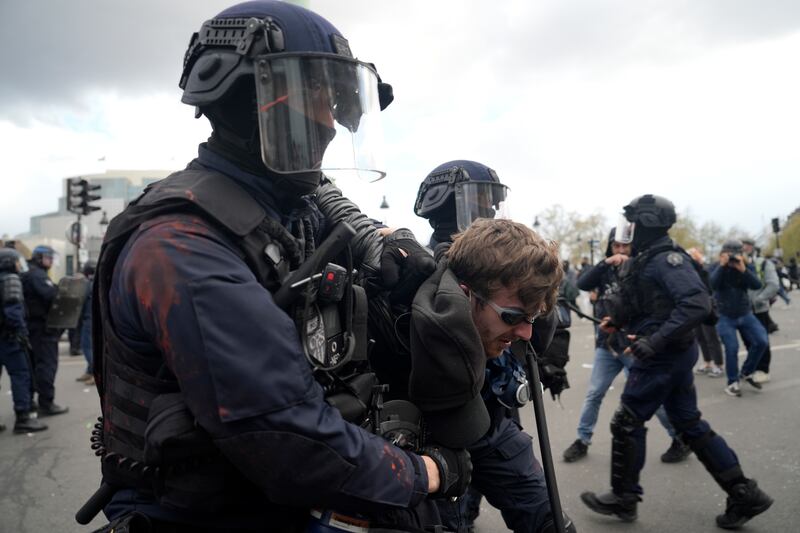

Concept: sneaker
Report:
left=75, top=373, right=92, bottom=382
left=752, top=370, right=770, bottom=383
left=742, top=375, right=762, bottom=390
left=84, top=376, right=96, bottom=386
left=716, top=479, right=773, bottom=529
left=580, top=490, right=640, bottom=522
left=695, top=365, right=711, bottom=375
left=563, top=439, right=589, bottom=463
left=708, top=367, right=724, bottom=378
left=724, top=382, right=741, bottom=397
left=661, top=439, right=691, bottom=463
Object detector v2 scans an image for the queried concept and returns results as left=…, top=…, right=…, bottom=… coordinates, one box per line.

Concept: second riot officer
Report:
left=21, top=245, right=69, bottom=416
left=580, top=194, right=773, bottom=530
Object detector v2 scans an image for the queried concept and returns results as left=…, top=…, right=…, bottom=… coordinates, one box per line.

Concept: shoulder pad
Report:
left=666, top=252, right=684, bottom=267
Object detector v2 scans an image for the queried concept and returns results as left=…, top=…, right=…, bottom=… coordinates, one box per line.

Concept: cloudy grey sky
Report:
left=2, top=0, right=800, bottom=243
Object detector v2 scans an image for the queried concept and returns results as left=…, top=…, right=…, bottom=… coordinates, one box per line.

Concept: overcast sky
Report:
left=2, top=0, right=800, bottom=244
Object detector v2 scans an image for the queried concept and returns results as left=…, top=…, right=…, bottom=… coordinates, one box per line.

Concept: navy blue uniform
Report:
left=439, top=352, right=552, bottom=533
left=103, top=151, right=429, bottom=528
left=614, top=236, right=739, bottom=495
left=21, top=263, right=59, bottom=405
left=1, top=287, right=33, bottom=414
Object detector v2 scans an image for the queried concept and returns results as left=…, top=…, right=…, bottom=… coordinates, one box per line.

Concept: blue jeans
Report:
left=0, top=339, right=33, bottom=413
left=716, top=313, right=768, bottom=384
left=80, top=316, right=93, bottom=374
left=577, top=346, right=676, bottom=443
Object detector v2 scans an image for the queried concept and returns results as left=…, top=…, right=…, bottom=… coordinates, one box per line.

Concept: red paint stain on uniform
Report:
left=130, top=218, right=210, bottom=358
left=382, top=443, right=413, bottom=489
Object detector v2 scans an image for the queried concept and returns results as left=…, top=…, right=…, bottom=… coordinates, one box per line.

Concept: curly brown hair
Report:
left=446, top=219, right=563, bottom=314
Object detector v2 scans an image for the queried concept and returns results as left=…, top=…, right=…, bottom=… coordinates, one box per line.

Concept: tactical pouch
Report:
left=144, top=393, right=216, bottom=467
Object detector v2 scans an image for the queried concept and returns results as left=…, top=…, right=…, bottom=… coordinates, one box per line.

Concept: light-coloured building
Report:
left=14, top=169, right=172, bottom=279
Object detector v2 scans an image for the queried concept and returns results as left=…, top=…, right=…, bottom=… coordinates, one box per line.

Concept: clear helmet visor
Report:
left=614, top=215, right=635, bottom=244
left=254, top=53, right=385, bottom=182
left=455, top=181, right=510, bottom=232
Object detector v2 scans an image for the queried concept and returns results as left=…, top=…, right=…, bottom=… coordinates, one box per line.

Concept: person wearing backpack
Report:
left=740, top=239, right=778, bottom=384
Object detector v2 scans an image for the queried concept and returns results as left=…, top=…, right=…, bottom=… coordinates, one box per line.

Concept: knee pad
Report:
left=610, top=404, right=642, bottom=437
left=539, top=512, right=577, bottom=533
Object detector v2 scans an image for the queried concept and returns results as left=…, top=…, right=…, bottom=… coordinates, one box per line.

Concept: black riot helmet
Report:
left=0, top=249, right=24, bottom=273
left=622, top=194, right=676, bottom=228
left=414, top=160, right=510, bottom=236
left=620, top=194, right=676, bottom=251
left=180, top=1, right=394, bottom=194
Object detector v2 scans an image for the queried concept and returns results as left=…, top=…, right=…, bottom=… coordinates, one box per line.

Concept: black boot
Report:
left=14, top=411, right=48, bottom=433
left=580, top=490, right=640, bottom=522
left=38, top=402, right=69, bottom=416
left=661, top=438, right=691, bottom=463
left=716, top=479, right=773, bottom=529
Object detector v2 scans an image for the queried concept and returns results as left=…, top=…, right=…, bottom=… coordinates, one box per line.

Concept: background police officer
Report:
left=412, top=160, right=575, bottom=533
left=580, top=194, right=773, bottom=530
left=0, top=249, right=47, bottom=433
left=84, top=2, right=466, bottom=531
left=21, top=245, right=69, bottom=416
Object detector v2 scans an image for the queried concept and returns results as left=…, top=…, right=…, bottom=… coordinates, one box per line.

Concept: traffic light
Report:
left=771, top=217, right=780, bottom=234
left=66, top=178, right=102, bottom=216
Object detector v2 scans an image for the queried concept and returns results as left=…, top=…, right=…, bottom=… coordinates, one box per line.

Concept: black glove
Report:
left=380, top=229, right=436, bottom=307
left=420, top=445, right=472, bottom=499
left=539, top=363, right=569, bottom=400
left=628, top=336, right=657, bottom=360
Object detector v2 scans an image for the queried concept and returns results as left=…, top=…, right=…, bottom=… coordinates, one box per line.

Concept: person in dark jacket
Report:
left=709, top=239, right=768, bottom=396
left=581, top=195, right=772, bottom=529
left=410, top=218, right=571, bottom=533
left=21, top=245, right=69, bottom=416
left=83, top=3, right=469, bottom=532
left=686, top=247, right=725, bottom=377
left=563, top=229, right=689, bottom=464
left=410, top=161, right=574, bottom=533
left=76, top=261, right=95, bottom=385
left=0, top=249, right=48, bottom=433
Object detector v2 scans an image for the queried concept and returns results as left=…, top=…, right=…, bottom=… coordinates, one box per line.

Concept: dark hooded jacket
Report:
left=409, top=262, right=490, bottom=448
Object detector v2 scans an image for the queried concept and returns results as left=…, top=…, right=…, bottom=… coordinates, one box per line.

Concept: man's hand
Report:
left=624, top=335, right=657, bottom=360
left=420, top=445, right=472, bottom=499
left=380, top=229, right=436, bottom=306
left=731, top=255, right=747, bottom=273
left=599, top=316, right=618, bottom=333
left=604, top=253, right=629, bottom=267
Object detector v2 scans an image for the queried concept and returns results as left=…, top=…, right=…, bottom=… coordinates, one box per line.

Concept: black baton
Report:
left=524, top=341, right=566, bottom=533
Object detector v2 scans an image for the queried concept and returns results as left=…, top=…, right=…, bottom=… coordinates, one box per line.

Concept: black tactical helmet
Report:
left=622, top=194, right=676, bottom=228
left=179, top=1, right=393, bottom=189
left=0, top=249, right=23, bottom=273
left=415, top=160, right=509, bottom=231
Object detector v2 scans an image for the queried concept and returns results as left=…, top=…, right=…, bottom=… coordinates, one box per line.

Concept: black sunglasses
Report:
left=471, top=290, right=539, bottom=326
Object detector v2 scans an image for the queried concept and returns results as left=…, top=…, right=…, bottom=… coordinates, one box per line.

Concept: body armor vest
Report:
left=1, top=272, right=23, bottom=335
left=91, top=165, right=371, bottom=516
left=608, top=243, right=679, bottom=328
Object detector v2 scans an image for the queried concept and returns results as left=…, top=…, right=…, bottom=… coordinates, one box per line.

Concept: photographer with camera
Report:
left=709, top=240, right=768, bottom=397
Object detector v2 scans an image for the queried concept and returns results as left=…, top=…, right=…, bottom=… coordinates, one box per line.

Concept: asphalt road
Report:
left=1, top=300, right=798, bottom=532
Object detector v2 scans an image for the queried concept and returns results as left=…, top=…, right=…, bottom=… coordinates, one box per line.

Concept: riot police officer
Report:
left=412, top=161, right=575, bottom=533
left=0, top=249, right=47, bottom=433
left=580, top=194, right=773, bottom=529
left=21, top=245, right=69, bottom=416
left=82, top=2, right=466, bottom=532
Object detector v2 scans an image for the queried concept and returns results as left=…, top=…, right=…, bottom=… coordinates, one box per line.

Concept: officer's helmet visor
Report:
left=254, top=53, right=385, bottom=181
left=614, top=215, right=635, bottom=244
left=455, top=181, right=510, bottom=232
